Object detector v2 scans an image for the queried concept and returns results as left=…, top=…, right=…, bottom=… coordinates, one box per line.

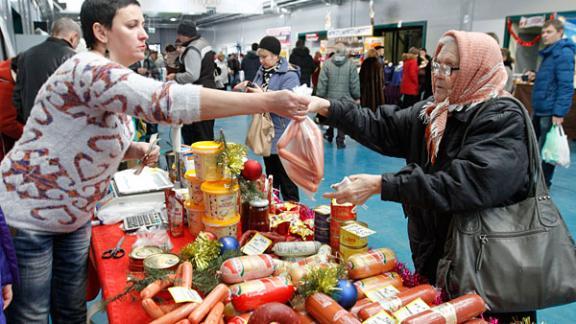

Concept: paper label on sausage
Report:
left=363, top=310, right=397, bottom=324
left=168, top=287, right=203, bottom=303
left=365, top=285, right=401, bottom=302
left=241, top=233, right=273, bottom=255
left=273, top=241, right=321, bottom=257
left=341, top=223, right=376, bottom=238
left=314, top=293, right=335, bottom=308
left=376, top=297, right=403, bottom=312
left=332, top=310, right=358, bottom=324
left=392, top=298, right=430, bottom=322
left=431, top=302, right=457, bottom=324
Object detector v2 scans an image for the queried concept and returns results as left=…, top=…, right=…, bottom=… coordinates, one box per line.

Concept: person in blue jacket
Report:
left=236, top=36, right=301, bottom=201
left=532, top=19, right=576, bottom=187
left=0, top=208, right=18, bottom=324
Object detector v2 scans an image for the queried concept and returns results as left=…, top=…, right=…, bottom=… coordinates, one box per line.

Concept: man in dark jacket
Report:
left=241, top=43, right=260, bottom=82
left=167, top=21, right=216, bottom=144
left=12, top=17, right=80, bottom=124
left=289, top=39, right=315, bottom=86
left=531, top=19, right=575, bottom=187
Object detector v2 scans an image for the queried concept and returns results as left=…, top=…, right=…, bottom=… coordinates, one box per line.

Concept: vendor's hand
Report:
left=125, top=142, right=160, bottom=166
left=307, top=96, right=331, bottom=116
left=137, top=67, right=148, bottom=75
left=266, top=90, right=310, bottom=120
left=323, top=174, right=381, bottom=206
left=246, top=83, right=263, bottom=93
left=166, top=73, right=176, bottom=81
left=552, top=116, right=564, bottom=125
left=233, top=81, right=250, bottom=92
left=3, top=284, right=13, bottom=310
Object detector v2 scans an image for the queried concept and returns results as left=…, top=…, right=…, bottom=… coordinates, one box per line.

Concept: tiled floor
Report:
left=90, top=114, right=576, bottom=323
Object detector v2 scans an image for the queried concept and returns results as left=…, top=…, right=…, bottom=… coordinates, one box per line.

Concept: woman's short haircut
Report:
left=80, top=0, right=140, bottom=49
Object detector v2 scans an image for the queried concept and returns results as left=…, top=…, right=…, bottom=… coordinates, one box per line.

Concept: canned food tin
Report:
left=340, top=221, right=369, bottom=248
left=143, top=253, right=180, bottom=276
left=330, top=199, right=356, bottom=221
left=339, top=243, right=369, bottom=261
left=330, top=218, right=354, bottom=250
left=314, top=205, right=330, bottom=218
left=129, top=246, right=163, bottom=272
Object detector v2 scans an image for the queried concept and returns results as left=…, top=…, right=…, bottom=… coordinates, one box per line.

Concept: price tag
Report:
left=365, top=285, right=400, bottom=302
left=362, top=310, right=398, bottom=324
left=341, top=223, right=376, bottom=238
left=241, top=233, right=273, bottom=255
left=392, top=298, right=430, bottom=322
left=167, top=287, right=203, bottom=304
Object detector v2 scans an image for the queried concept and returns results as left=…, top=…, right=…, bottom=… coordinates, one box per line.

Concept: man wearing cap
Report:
left=167, top=21, right=217, bottom=144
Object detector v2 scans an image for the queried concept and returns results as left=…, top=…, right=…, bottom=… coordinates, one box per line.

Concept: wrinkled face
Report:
left=258, top=49, right=279, bottom=69
left=105, top=4, right=148, bottom=66
left=433, top=37, right=459, bottom=102
left=542, top=25, right=563, bottom=46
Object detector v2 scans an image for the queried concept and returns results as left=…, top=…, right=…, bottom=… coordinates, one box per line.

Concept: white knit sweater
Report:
left=0, top=51, right=201, bottom=233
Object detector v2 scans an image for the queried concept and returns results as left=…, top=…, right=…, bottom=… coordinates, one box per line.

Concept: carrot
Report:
left=142, top=298, right=165, bottom=319
left=202, top=301, right=224, bottom=324
left=180, top=261, right=193, bottom=289
left=150, top=302, right=199, bottom=324
left=188, top=284, right=230, bottom=324
left=141, top=274, right=176, bottom=299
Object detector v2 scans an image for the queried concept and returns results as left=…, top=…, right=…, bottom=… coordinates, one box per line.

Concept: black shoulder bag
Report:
left=436, top=97, right=576, bottom=312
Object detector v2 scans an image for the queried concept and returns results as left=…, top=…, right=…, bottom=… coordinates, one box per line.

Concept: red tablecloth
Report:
left=90, top=224, right=195, bottom=323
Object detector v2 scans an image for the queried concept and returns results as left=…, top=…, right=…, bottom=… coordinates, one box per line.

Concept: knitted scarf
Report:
left=421, top=30, right=509, bottom=164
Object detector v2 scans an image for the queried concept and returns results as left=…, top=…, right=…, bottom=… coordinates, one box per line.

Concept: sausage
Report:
left=158, top=303, right=179, bottom=313
left=297, top=311, right=316, bottom=324
left=230, top=276, right=295, bottom=312
left=347, top=248, right=397, bottom=280
left=142, top=298, right=165, bottom=319
left=354, top=272, right=403, bottom=299
left=219, top=318, right=225, bottom=324
left=273, top=241, right=322, bottom=257
left=349, top=298, right=372, bottom=318
left=175, top=320, right=191, bottom=324
left=358, top=284, right=438, bottom=320
left=150, top=302, right=199, bottom=324
left=305, top=292, right=361, bottom=324
left=289, top=263, right=334, bottom=288
left=402, top=294, right=487, bottom=324
left=188, top=284, right=231, bottom=324
left=227, top=313, right=252, bottom=324
left=203, top=301, right=225, bottom=324
left=247, top=302, right=300, bottom=324
left=462, top=319, right=488, bottom=324
left=180, top=261, right=193, bottom=289
left=141, top=274, right=176, bottom=299
left=220, top=255, right=276, bottom=284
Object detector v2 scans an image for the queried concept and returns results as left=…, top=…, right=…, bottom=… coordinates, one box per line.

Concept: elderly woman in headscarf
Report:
left=308, top=31, right=534, bottom=321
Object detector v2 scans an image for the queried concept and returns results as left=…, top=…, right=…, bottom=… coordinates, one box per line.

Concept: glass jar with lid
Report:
left=247, top=199, right=270, bottom=232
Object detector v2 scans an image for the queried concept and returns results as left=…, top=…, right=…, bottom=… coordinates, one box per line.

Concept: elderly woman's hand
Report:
left=308, top=96, right=331, bottom=116
left=267, top=90, right=310, bottom=120
left=323, top=174, right=382, bottom=206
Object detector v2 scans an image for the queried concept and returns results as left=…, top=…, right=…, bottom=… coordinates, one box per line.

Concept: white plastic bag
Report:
left=542, top=125, right=571, bottom=168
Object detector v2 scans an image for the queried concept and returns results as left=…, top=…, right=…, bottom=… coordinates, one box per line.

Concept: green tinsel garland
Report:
left=297, top=264, right=347, bottom=298
left=216, top=130, right=247, bottom=177
left=192, top=249, right=242, bottom=294
left=180, top=232, right=222, bottom=271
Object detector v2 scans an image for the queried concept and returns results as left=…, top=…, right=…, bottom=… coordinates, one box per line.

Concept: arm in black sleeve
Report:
left=380, top=104, right=529, bottom=213
left=326, top=98, right=416, bottom=158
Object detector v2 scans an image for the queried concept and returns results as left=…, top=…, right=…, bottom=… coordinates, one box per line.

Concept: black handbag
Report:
left=436, top=97, right=576, bottom=312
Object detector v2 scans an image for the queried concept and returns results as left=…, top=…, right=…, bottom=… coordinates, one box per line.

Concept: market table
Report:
left=90, top=224, right=195, bottom=323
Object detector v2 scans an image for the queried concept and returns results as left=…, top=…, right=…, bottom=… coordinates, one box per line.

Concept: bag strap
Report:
left=458, top=96, right=545, bottom=198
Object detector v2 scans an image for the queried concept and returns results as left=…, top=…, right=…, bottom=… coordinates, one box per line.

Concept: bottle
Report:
left=247, top=199, right=270, bottom=232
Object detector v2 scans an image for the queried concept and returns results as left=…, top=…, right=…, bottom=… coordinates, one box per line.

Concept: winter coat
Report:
left=13, top=37, right=75, bottom=123
left=400, top=58, right=419, bottom=95
left=0, top=207, right=19, bottom=314
left=0, top=59, right=23, bottom=161
left=253, top=58, right=300, bottom=154
left=359, top=57, right=385, bottom=112
left=316, top=56, right=360, bottom=100
left=532, top=38, right=576, bottom=117
left=325, top=97, right=530, bottom=283
left=289, top=47, right=315, bottom=86
left=241, top=51, right=260, bottom=82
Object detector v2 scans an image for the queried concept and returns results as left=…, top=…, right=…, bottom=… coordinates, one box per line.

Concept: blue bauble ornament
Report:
left=219, top=236, right=239, bottom=254
left=332, top=279, right=358, bottom=309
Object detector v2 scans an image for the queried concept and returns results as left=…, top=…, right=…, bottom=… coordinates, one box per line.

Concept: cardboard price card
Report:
left=365, top=285, right=401, bottom=302
left=362, top=310, right=398, bottom=324
left=168, top=287, right=203, bottom=304
left=241, top=233, right=273, bottom=255
left=341, top=223, right=376, bottom=238
left=392, top=298, right=430, bottom=322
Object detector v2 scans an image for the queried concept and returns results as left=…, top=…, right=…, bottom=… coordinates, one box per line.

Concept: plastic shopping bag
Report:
left=277, top=117, right=324, bottom=196
left=542, top=125, right=571, bottom=168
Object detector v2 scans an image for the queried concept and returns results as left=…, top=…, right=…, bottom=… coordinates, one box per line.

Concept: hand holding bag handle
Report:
left=436, top=97, right=576, bottom=312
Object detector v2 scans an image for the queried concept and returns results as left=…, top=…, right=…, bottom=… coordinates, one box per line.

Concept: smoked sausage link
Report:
left=402, top=294, right=486, bottom=324
left=358, top=284, right=437, bottom=320
left=305, top=292, right=361, bottom=324
left=247, top=302, right=300, bottom=324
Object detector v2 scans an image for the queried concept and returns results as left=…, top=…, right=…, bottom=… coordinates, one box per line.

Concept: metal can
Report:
left=339, top=243, right=369, bottom=261
left=129, top=245, right=163, bottom=272
left=340, top=221, right=369, bottom=248
left=330, top=199, right=356, bottom=221
left=330, top=218, right=355, bottom=250
left=143, top=253, right=180, bottom=276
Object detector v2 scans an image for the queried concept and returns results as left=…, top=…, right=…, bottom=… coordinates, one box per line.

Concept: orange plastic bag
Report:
left=277, top=117, right=324, bottom=195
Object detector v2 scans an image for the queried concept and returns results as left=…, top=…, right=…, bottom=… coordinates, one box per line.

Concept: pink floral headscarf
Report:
left=422, top=30, right=509, bottom=164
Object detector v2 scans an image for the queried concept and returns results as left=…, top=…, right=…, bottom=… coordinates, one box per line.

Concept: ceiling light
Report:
left=170, top=17, right=178, bottom=22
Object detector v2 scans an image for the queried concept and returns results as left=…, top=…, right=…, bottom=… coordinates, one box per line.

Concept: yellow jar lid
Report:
left=191, top=141, right=223, bottom=154
left=201, top=180, right=239, bottom=194
left=184, top=199, right=204, bottom=211
left=185, top=169, right=199, bottom=181
left=202, top=214, right=240, bottom=226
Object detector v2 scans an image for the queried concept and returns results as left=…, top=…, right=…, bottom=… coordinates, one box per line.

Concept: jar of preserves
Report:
left=247, top=199, right=270, bottom=232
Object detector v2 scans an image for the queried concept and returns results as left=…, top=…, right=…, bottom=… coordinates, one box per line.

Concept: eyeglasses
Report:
left=432, top=61, right=460, bottom=77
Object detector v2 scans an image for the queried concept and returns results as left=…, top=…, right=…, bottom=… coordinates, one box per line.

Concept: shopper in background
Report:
left=129, top=45, right=160, bottom=79
left=309, top=30, right=536, bottom=322
left=215, top=52, right=229, bottom=91
left=13, top=17, right=81, bottom=124
left=501, top=48, right=515, bottom=93
left=531, top=19, right=575, bottom=188
left=164, top=44, right=181, bottom=74
left=149, top=48, right=164, bottom=69
left=311, top=51, right=322, bottom=92
left=359, top=48, right=385, bottom=112
left=419, top=48, right=433, bottom=99
left=227, top=53, right=241, bottom=87
left=167, top=21, right=217, bottom=144
left=235, top=36, right=301, bottom=202
left=289, top=39, right=315, bottom=87
left=400, top=47, right=420, bottom=108
left=241, top=43, right=260, bottom=83
left=316, top=42, right=360, bottom=149
left=2, top=1, right=309, bottom=322
left=0, top=57, right=23, bottom=161
left=0, top=208, right=18, bottom=324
